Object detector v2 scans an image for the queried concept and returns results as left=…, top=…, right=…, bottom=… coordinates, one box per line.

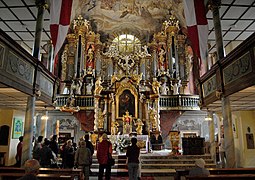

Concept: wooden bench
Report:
left=0, top=173, right=73, bottom=180
left=186, top=174, right=255, bottom=180
left=0, top=167, right=83, bottom=180
left=175, top=168, right=255, bottom=180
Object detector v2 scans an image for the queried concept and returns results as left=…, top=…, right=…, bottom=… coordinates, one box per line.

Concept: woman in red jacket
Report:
left=97, top=133, right=112, bottom=180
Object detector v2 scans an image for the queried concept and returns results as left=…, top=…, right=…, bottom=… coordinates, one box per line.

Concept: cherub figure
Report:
left=134, top=119, right=144, bottom=135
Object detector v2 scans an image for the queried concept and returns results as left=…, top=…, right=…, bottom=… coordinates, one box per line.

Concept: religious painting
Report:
left=246, top=133, right=254, bottom=149
left=12, top=118, right=23, bottom=139
left=119, top=90, right=135, bottom=118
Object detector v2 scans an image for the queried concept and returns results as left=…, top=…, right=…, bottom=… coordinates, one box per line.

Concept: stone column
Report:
left=22, top=0, right=47, bottom=165
left=210, top=0, right=236, bottom=167
left=208, top=112, right=216, bottom=162
left=222, top=97, right=236, bottom=167
left=22, top=96, right=35, bottom=165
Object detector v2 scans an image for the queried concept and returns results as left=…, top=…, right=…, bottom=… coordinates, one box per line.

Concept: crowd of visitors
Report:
left=14, top=133, right=147, bottom=180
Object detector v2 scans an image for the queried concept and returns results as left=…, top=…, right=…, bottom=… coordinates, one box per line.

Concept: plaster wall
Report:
left=233, top=110, right=255, bottom=167
left=0, top=109, right=25, bottom=166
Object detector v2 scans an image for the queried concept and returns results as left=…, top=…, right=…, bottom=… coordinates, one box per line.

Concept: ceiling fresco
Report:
left=71, top=0, right=185, bottom=42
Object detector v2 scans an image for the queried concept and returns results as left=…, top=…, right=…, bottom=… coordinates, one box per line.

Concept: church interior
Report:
left=0, top=0, right=255, bottom=178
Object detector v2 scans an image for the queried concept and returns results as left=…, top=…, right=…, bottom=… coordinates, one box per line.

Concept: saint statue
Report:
left=158, top=47, right=166, bottom=71
left=152, top=78, right=160, bottom=95
left=111, top=121, right=119, bottom=135
left=86, top=80, right=93, bottom=95
left=160, top=81, right=169, bottom=95
left=94, top=77, right=103, bottom=95
left=171, top=80, right=182, bottom=95
left=122, top=111, right=132, bottom=134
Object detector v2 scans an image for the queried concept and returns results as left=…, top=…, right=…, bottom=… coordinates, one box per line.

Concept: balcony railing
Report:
left=159, top=95, right=200, bottom=110
left=55, top=94, right=200, bottom=111
left=55, top=95, right=94, bottom=110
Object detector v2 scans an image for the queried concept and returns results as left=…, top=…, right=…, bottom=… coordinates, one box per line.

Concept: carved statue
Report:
left=160, top=81, right=169, bottom=95
left=86, top=80, right=93, bottom=95
left=71, top=78, right=83, bottom=95
left=94, top=77, right=103, bottom=95
left=171, top=80, right=182, bottom=95
left=149, top=108, right=158, bottom=130
left=111, top=120, right=119, bottom=135
left=134, top=118, right=144, bottom=135
left=97, top=108, right=105, bottom=129
left=122, top=111, right=132, bottom=134
left=158, top=47, right=166, bottom=70
left=152, top=78, right=160, bottom=95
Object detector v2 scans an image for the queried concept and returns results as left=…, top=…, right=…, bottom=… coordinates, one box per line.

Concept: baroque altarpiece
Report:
left=57, top=14, right=194, bottom=142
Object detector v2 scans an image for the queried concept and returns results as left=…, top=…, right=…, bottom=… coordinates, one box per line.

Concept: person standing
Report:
left=49, top=135, right=59, bottom=157
left=17, top=159, right=40, bottom=180
left=126, top=137, right=140, bottom=180
left=85, top=133, right=94, bottom=174
left=219, top=134, right=226, bottom=168
left=33, top=136, right=43, bottom=160
left=62, top=139, right=75, bottom=168
left=97, top=133, right=112, bottom=180
left=75, top=141, right=92, bottom=180
left=39, top=139, right=55, bottom=168
left=15, top=136, right=23, bottom=167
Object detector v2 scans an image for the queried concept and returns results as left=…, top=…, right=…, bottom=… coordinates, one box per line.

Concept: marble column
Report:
left=210, top=0, right=236, bottom=167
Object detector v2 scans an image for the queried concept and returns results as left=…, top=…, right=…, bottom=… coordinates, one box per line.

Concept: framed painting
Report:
left=12, top=118, right=23, bottom=139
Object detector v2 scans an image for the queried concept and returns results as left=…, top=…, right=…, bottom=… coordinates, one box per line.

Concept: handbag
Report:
left=107, top=143, right=115, bottom=166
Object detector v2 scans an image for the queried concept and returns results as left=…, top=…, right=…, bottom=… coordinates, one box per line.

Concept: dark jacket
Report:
left=126, top=144, right=140, bottom=163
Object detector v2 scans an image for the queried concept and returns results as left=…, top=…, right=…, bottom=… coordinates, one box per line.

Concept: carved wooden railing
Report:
left=55, top=95, right=94, bottom=110
left=0, top=29, right=58, bottom=106
left=159, top=95, right=200, bottom=110
left=199, top=32, right=255, bottom=106
left=55, top=94, right=199, bottom=111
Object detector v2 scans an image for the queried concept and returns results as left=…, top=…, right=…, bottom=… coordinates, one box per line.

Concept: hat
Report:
left=195, top=158, right=205, bottom=168
left=102, top=133, right=108, bottom=140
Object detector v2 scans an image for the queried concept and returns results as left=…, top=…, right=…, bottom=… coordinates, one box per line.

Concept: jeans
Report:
left=98, top=164, right=111, bottom=180
left=128, top=163, right=139, bottom=180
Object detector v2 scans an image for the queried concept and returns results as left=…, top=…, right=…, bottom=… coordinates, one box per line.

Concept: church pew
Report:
left=175, top=168, right=255, bottom=180
left=0, top=167, right=83, bottom=180
left=185, top=174, right=255, bottom=180
left=0, top=173, right=73, bottom=180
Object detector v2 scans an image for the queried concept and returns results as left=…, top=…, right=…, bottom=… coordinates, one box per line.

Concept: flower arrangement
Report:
left=115, top=136, right=130, bottom=153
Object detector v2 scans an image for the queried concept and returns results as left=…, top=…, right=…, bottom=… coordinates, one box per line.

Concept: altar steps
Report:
left=90, top=152, right=216, bottom=177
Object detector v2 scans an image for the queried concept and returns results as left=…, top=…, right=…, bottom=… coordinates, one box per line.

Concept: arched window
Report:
left=110, top=34, right=141, bottom=54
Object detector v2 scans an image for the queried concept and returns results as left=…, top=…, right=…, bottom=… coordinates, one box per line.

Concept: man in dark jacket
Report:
left=126, top=137, right=140, bottom=180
